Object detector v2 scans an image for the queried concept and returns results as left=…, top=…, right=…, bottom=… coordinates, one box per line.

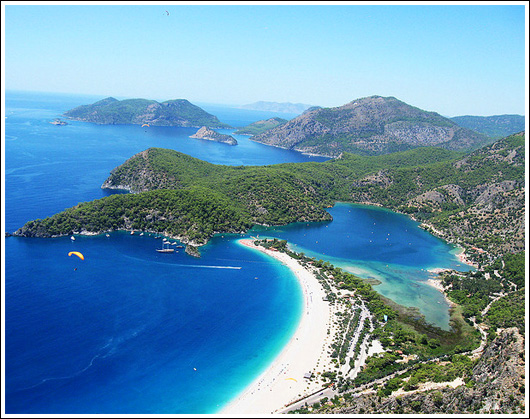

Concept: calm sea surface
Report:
left=4, top=91, right=471, bottom=413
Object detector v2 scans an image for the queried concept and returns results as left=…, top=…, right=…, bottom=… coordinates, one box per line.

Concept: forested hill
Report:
left=450, top=114, right=525, bottom=139
left=14, top=132, right=525, bottom=264
left=251, top=96, right=491, bottom=157
left=64, top=97, right=231, bottom=128
left=234, top=117, right=288, bottom=136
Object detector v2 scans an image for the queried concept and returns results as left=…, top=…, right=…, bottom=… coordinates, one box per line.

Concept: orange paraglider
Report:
left=68, top=251, right=85, bottom=261
left=141, top=123, right=150, bottom=127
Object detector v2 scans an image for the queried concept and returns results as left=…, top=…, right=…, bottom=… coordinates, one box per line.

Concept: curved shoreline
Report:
left=219, top=239, right=335, bottom=414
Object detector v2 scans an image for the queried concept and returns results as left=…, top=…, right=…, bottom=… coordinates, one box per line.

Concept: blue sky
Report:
left=3, top=2, right=527, bottom=116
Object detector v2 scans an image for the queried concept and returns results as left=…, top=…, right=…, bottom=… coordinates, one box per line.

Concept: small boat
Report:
left=140, top=232, right=144, bottom=236
left=130, top=231, right=134, bottom=235
left=70, top=236, right=75, bottom=241
left=156, top=242, right=175, bottom=253
left=106, top=233, right=110, bottom=237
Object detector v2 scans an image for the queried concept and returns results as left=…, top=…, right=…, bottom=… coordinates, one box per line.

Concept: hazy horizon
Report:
left=3, top=2, right=527, bottom=117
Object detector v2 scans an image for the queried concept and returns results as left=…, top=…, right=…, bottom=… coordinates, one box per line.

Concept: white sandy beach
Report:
left=455, top=248, right=479, bottom=268
left=426, top=278, right=456, bottom=308
left=220, top=239, right=335, bottom=414
left=426, top=248, right=477, bottom=306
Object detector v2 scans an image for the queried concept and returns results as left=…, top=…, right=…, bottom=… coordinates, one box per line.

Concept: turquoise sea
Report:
left=4, top=91, right=471, bottom=413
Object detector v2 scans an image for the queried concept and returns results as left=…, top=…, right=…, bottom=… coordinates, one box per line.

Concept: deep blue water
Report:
left=4, top=91, right=471, bottom=413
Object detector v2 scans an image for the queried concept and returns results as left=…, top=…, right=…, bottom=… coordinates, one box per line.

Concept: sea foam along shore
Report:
left=220, top=239, right=335, bottom=414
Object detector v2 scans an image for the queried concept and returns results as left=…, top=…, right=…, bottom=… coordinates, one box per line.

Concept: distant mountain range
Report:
left=450, top=114, right=525, bottom=139
left=250, top=96, right=491, bottom=157
left=239, top=101, right=315, bottom=114
left=64, top=97, right=231, bottom=128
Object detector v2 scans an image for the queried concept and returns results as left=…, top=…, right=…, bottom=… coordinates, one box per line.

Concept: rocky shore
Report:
left=190, top=126, right=237, bottom=145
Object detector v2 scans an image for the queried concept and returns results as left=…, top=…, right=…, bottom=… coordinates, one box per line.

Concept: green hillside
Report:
left=234, top=117, right=288, bottom=135
left=451, top=115, right=525, bottom=139
left=15, top=133, right=525, bottom=263
left=64, top=97, right=231, bottom=128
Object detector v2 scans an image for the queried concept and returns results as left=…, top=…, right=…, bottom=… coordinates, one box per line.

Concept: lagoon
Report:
left=4, top=91, right=470, bottom=413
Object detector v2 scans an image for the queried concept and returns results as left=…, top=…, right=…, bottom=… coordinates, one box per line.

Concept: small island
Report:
left=190, top=126, right=238, bottom=145
left=64, top=97, right=231, bottom=128
left=49, top=119, right=68, bottom=126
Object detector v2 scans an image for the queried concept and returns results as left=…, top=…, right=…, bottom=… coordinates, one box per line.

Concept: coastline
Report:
left=425, top=247, right=477, bottom=308
left=455, top=248, right=479, bottom=268
left=220, top=239, right=335, bottom=414
left=425, top=277, right=456, bottom=308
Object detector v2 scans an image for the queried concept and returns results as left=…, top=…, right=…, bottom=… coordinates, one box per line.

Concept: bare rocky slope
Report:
left=252, top=95, right=490, bottom=157
left=321, top=328, right=525, bottom=414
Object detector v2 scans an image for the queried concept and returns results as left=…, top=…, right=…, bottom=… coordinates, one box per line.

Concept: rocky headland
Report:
left=190, top=126, right=237, bottom=145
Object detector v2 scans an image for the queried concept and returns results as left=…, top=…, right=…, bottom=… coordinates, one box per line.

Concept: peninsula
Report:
left=190, top=126, right=237, bottom=145
left=233, top=117, right=288, bottom=136
left=64, top=96, right=231, bottom=128
left=13, top=132, right=524, bottom=266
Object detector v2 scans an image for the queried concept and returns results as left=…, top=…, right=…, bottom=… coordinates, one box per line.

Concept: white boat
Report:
left=70, top=236, right=75, bottom=240
left=156, top=242, right=175, bottom=253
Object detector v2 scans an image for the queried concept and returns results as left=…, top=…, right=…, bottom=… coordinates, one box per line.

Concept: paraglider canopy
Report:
left=141, top=123, right=150, bottom=127
left=68, top=251, right=84, bottom=261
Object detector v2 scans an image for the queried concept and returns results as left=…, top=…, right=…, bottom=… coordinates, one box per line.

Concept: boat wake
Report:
left=178, top=264, right=242, bottom=270
left=15, top=327, right=146, bottom=393
left=16, top=350, right=110, bottom=393
left=120, top=253, right=241, bottom=269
